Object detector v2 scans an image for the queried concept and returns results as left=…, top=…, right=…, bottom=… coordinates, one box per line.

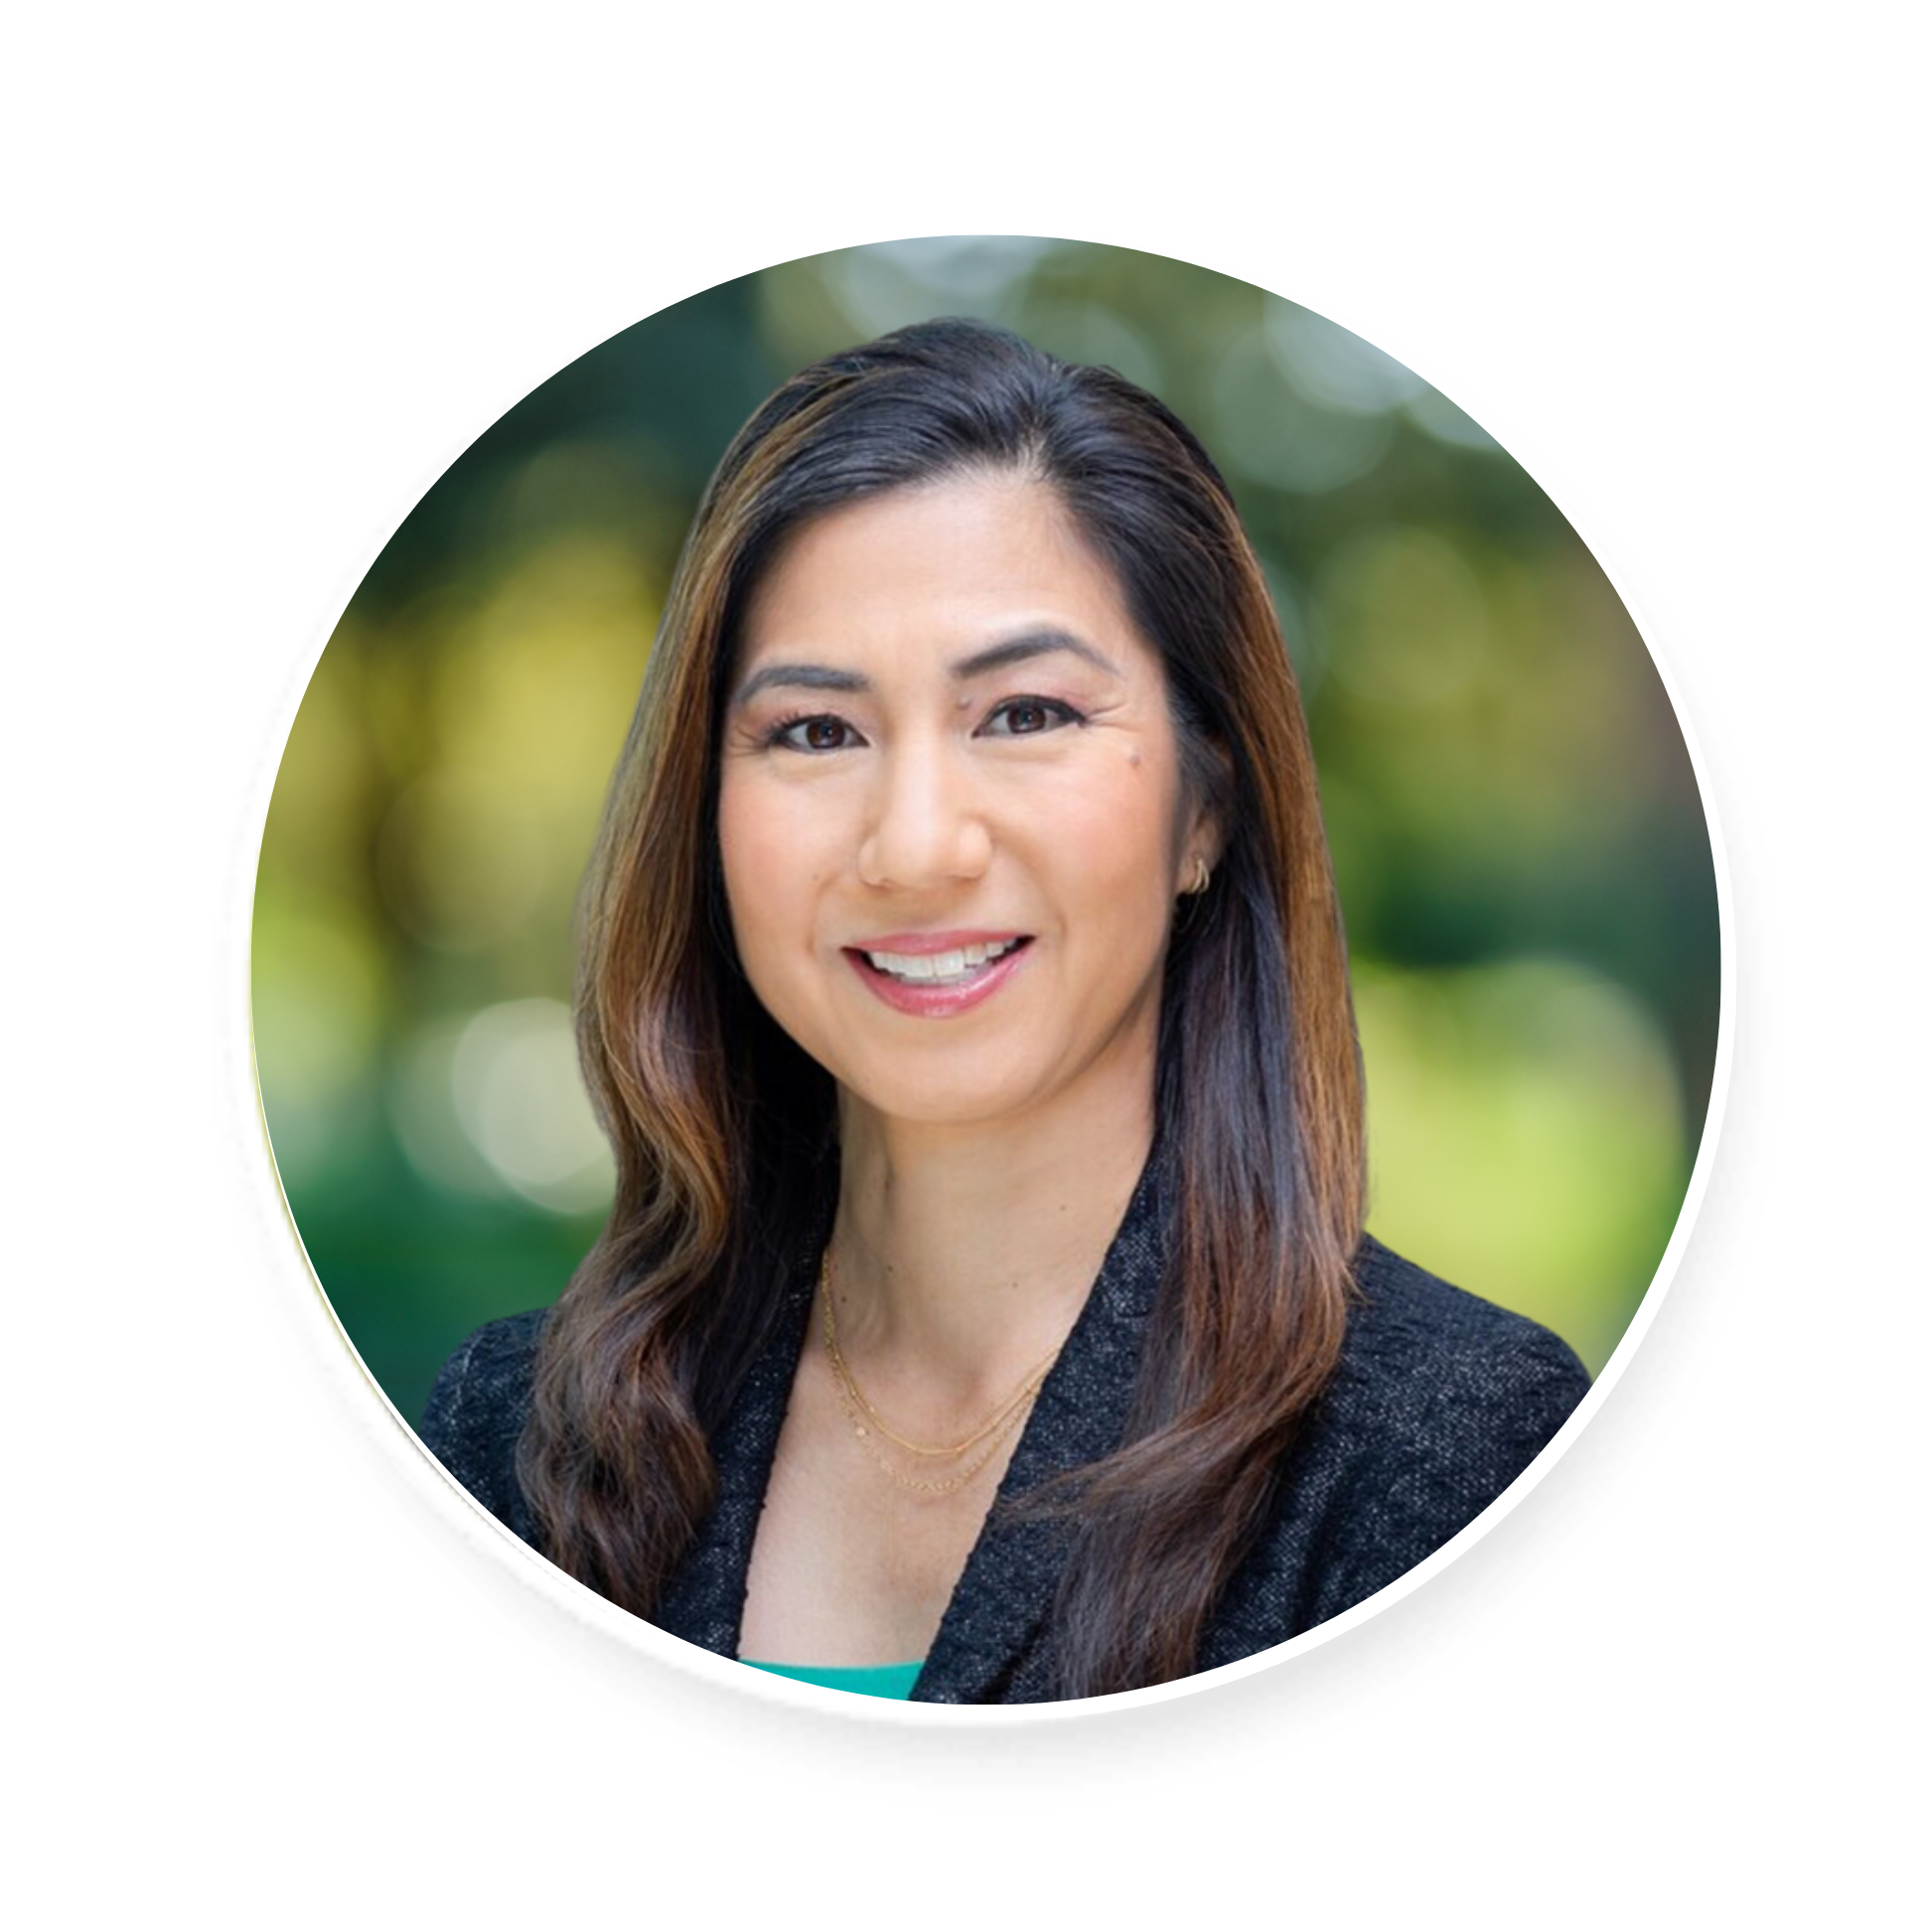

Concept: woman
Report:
left=422, top=318, right=1590, bottom=1704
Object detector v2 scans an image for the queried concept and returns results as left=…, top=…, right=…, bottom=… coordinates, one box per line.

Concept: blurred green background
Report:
left=253, top=236, right=1720, bottom=1424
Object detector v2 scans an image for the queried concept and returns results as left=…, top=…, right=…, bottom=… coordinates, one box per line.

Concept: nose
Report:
left=856, top=741, right=992, bottom=890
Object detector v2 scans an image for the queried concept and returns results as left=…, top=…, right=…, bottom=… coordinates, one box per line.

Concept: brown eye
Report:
left=983, top=697, right=1080, bottom=737
left=773, top=715, right=858, bottom=752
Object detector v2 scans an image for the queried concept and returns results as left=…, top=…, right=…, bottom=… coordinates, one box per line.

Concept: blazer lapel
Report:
left=653, top=1153, right=1168, bottom=1705
left=653, top=1230, right=822, bottom=1659
left=912, top=1159, right=1166, bottom=1704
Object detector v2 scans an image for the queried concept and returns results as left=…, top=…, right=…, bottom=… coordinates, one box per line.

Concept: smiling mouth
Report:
left=857, top=937, right=1030, bottom=984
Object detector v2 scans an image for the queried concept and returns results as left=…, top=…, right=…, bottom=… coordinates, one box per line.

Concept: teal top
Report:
left=741, top=1658, right=924, bottom=1701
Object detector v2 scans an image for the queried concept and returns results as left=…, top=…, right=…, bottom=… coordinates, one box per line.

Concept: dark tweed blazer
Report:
left=421, top=1159, right=1590, bottom=1702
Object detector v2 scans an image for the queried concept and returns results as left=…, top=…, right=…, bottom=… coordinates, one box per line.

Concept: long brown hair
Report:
left=521, top=318, right=1365, bottom=1698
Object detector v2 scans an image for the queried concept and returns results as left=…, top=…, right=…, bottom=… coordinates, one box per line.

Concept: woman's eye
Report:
left=982, top=697, right=1079, bottom=737
left=772, top=714, right=858, bottom=752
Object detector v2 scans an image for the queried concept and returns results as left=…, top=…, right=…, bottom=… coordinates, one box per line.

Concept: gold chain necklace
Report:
left=821, top=1252, right=1059, bottom=1456
left=818, top=1250, right=1062, bottom=1495
left=830, top=1375, right=1038, bottom=1496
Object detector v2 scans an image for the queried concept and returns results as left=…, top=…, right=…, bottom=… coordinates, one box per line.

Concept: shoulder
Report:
left=1322, top=1236, right=1592, bottom=1522
left=419, top=1310, right=548, bottom=1536
left=1331, top=1237, right=1593, bottom=1467
left=1210, top=1240, right=1591, bottom=1656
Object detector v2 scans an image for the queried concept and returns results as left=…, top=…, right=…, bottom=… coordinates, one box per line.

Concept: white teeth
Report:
left=863, top=939, right=1022, bottom=983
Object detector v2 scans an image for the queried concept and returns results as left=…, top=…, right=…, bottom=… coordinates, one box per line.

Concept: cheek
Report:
left=717, top=782, right=783, bottom=957
left=717, top=778, right=832, bottom=962
left=1050, top=757, right=1186, bottom=904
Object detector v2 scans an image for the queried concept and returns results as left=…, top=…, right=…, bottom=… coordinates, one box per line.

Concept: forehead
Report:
left=737, top=473, right=1159, bottom=674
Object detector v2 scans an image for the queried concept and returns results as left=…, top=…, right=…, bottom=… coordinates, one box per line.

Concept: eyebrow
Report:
left=730, top=662, right=868, bottom=706
left=730, top=628, right=1122, bottom=707
left=954, top=628, right=1122, bottom=681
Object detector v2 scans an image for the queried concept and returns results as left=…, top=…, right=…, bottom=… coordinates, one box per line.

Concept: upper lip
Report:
left=846, top=930, right=1030, bottom=956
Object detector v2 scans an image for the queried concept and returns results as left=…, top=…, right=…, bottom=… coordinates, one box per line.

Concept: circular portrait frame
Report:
left=222, top=233, right=1739, bottom=1730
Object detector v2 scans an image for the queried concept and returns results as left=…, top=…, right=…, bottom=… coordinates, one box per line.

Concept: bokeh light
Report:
left=253, top=237, right=1720, bottom=1419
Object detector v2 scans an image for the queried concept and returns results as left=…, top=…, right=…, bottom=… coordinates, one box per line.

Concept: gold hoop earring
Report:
left=1185, top=855, right=1212, bottom=895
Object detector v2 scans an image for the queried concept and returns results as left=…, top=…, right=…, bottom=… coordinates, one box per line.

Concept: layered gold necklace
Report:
left=818, top=1249, right=1063, bottom=1497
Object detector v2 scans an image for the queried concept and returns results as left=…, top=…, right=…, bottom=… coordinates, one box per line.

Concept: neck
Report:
left=828, top=1070, right=1154, bottom=1404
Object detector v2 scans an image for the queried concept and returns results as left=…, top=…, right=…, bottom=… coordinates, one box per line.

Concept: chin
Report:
left=832, top=1058, right=1048, bottom=1133
left=849, top=1088, right=1034, bottom=1132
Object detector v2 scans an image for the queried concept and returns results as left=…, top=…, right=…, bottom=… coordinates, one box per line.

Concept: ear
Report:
left=1176, top=799, right=1227, bottom=897
left=1177, top=736, right=1232, bottom=891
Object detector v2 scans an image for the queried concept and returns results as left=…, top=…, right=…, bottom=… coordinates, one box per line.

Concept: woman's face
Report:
left=717, top=471, right=1213, bottom=1134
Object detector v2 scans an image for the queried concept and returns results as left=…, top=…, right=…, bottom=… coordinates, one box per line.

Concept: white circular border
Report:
left=219, top=237, right=1747, bottom=1738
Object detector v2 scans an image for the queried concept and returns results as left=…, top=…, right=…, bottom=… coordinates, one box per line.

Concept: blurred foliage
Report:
left=254, top=237, right=1720, bottom=1420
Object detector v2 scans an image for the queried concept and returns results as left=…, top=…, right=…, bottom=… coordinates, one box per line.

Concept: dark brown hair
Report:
left=520, top=318, right=1365, bottom=1698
